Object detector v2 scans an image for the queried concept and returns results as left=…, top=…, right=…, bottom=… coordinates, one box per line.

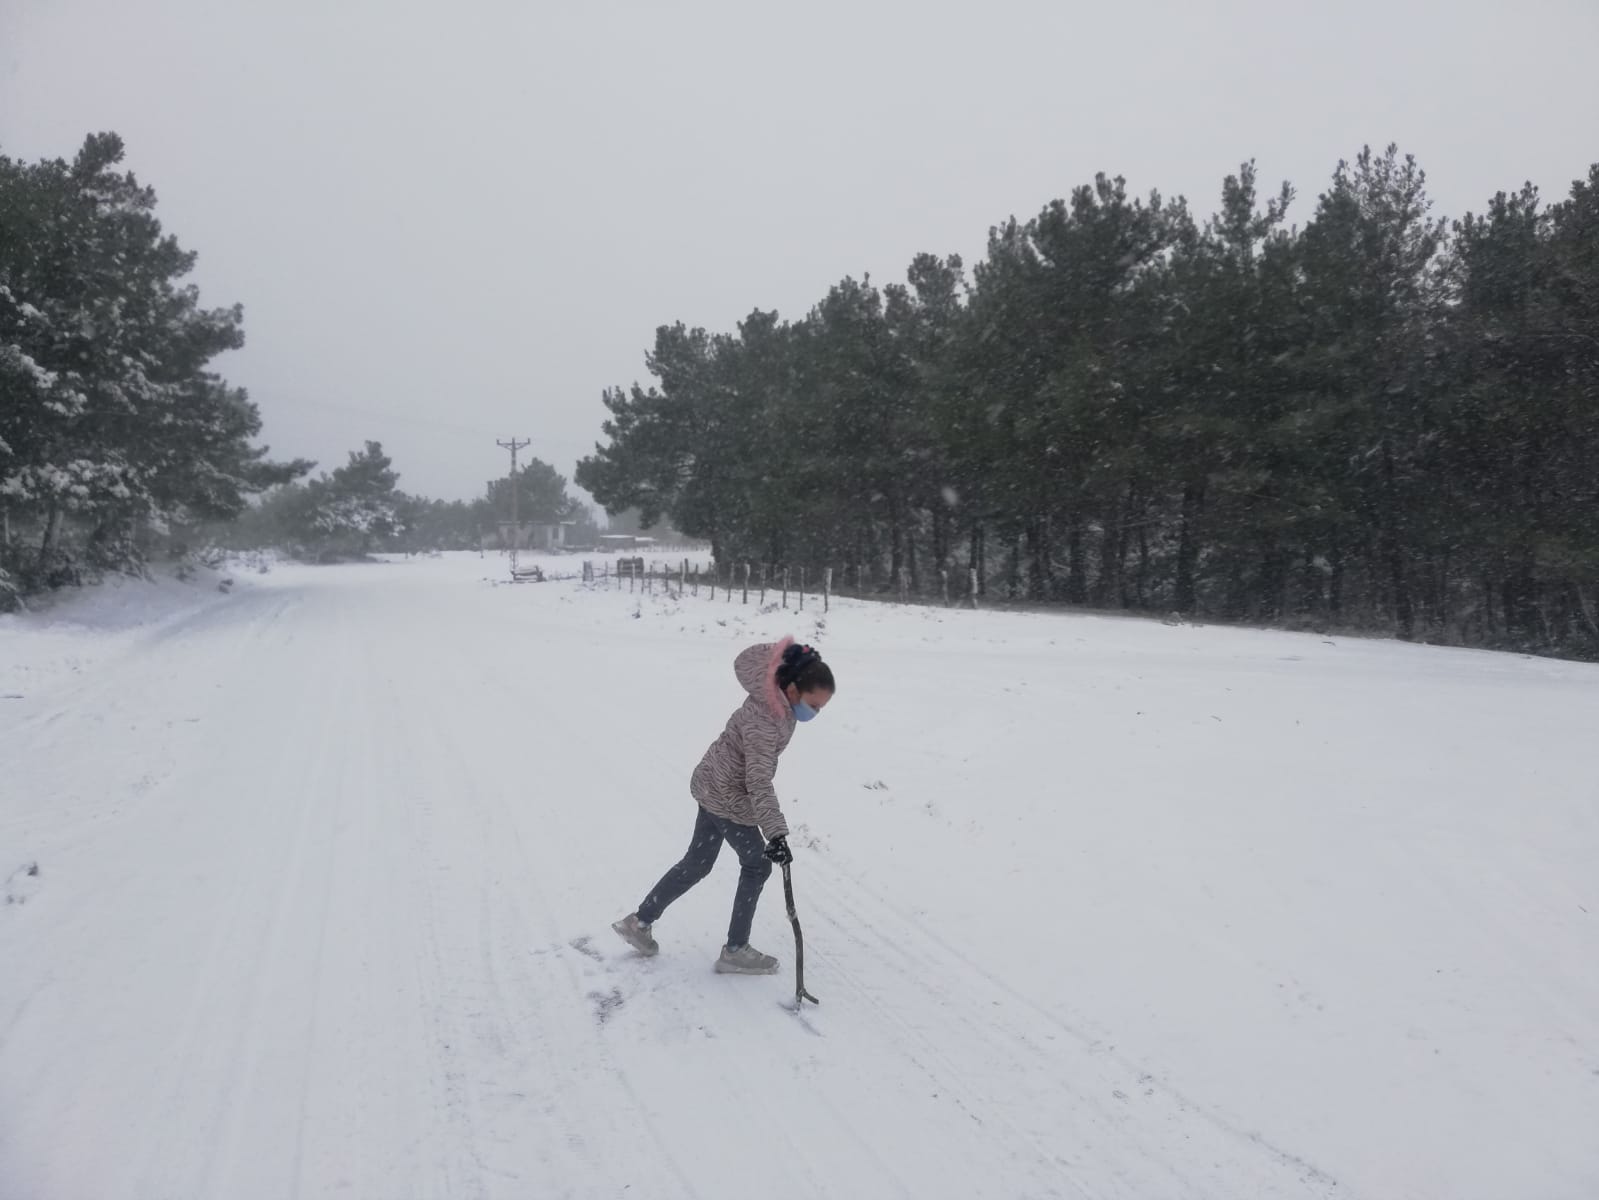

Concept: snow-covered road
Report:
left=3, top=555, right=1596, bottom=1199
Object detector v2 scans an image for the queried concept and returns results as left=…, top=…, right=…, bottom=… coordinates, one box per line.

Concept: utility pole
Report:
left=497, top=437, right=530, bottom=575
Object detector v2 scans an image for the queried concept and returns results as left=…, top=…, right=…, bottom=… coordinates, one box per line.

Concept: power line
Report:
left=261, top=397, right=597, bottom=488
left=265, top=394, right=508, bottom=440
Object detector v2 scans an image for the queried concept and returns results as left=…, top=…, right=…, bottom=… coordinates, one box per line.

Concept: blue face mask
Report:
left=791, top=700, right=819, bottom=722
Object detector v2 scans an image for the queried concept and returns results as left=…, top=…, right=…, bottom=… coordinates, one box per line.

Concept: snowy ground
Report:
left=2, top=551, right=1596, bottom=1200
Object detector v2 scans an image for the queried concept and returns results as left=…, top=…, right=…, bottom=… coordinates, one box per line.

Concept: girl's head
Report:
left=777, top=642, right=834, bottom=718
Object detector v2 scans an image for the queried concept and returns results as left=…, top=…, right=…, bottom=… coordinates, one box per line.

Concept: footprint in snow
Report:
left=5, top=862, right=41, bottom=906
left=568, top=935, right=604, bottom=962
left=588, top=987, right=625, bottom=1025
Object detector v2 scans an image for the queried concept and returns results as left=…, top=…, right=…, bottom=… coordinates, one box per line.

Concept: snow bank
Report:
left=0, top=560, right=257, bottom=702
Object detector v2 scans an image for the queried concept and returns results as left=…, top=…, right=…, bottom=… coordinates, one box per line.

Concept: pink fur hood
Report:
left=733, top=636, right=795, bottom=723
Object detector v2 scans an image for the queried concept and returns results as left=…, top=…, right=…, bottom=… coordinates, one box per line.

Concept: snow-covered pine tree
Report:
left=0, top=132, right=307, bottom=603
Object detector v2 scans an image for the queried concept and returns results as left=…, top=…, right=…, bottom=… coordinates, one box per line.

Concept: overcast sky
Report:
left=3, top=0, right=1596, bottom=504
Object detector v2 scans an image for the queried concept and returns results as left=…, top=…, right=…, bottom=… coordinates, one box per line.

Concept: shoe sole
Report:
left=714, top=961, right=780, bottom=975
left=611, top=921, right=658, bottom=957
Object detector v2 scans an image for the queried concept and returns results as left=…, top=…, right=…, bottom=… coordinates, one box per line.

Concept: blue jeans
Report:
left=637, top=807, right=773, bottom=948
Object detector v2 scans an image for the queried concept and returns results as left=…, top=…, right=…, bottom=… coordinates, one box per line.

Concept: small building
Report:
left=598, top=533, right=648, bottom=553
left=492, top=521, right=575, bottom=552
left=528, top=522, right=573, bottom=552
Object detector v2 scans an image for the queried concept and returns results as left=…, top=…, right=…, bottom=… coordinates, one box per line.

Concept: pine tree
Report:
left=0, top=133, right=307, bottom=596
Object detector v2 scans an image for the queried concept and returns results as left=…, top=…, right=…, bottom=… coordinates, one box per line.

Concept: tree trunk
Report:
left=1502, top=548, right=1537, bottom=645
left=1064, top=518, right=1087, bottom=605
left=1302, top=551, right=1322, bottom=622
left=38, top=502, right=63, bottom=569
left=1574, top=583, right=1599, bottom=641
left=1174, top=483, right=1202, bottom=614
left=889, top=508, right=905, bottom=586
left=1136, top=519, right=1150, bottom=609
left=907, top=519, right=920, bottom=594
left=1258, top=543, right=1289, bottom=621
left=1092, top=486, right=1123, bottom=608
left=1379, top=443, right=1413, bottom=640
left=1027, top=519, right=1047, bottom=602
left=969, top=523, right=986, bottom=597
left=1385, top=535, right=1413, bottom=639
left=1431, top=548, right=1452, bottom=642
left=1329, top=541, right=1345, bottom=618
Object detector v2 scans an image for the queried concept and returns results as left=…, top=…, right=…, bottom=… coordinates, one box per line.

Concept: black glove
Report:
left=763, top=835, right=793, bottom=865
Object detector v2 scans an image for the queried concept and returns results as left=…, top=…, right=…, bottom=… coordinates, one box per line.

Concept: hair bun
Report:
left=785, top=643, right=821, bottom=666
left=777, top=642, right=823, bottom=688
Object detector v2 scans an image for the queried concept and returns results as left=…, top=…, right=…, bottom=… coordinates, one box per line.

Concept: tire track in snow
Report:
left=352, top=616, right=518, bottom=1199
left=383, top=629, right=703, bottom=1198
left=206, top=630, right=353, bottom=1200
left=0, top=588, right=302, bottom=857
left=0, top=586, right=300, bottom=753
left=125, top=587, right=352, bottom=1200
left=804, top=860, right=1348, bottom=1199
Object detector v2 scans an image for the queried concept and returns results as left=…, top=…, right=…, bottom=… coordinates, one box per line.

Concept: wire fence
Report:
left=576, top=558, right=984, bottom=611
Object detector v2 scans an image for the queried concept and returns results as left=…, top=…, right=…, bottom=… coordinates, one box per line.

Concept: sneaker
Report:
left=714, top=943, right=779, bottom=975
left=611, top=913, right=658, bottom=957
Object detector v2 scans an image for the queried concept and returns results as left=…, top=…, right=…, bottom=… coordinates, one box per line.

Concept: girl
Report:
left=612, top=637, right=835, bottom=974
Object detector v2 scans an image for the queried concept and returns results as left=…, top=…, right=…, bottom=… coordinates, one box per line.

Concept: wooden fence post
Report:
left=824, top=567, right=832, bottom=613
left=782, top=567, right=790, bottom=609
left=742, top=563, right=750, bottom=604
left=799, top=566, right=805, bottom=611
